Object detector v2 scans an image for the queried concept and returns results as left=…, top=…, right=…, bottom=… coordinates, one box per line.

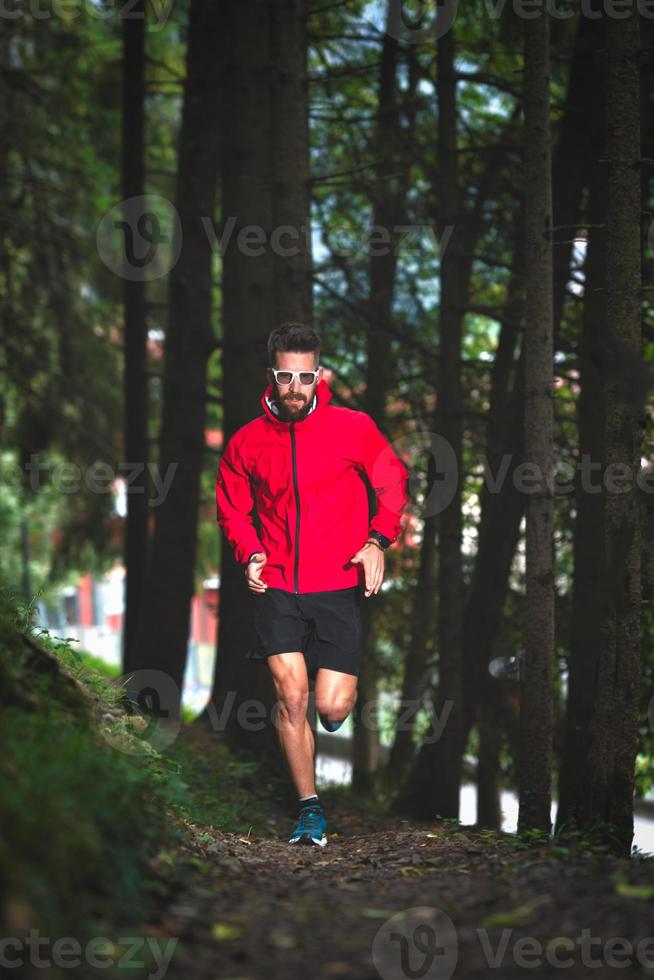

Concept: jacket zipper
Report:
left=290, top=421, right=300, bottom=593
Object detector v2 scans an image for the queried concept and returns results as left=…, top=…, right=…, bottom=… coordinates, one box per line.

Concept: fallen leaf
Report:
left=482, top=897, right=549, bottom=930
left=212, top=922, right=245, bottom=941
left=614, top=882, right=654, bottom=900
left=397, top=867, right=434, bottom=876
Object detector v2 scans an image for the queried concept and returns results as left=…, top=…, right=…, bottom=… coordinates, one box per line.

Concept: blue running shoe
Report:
left=288, top=804, right=328, bottom=847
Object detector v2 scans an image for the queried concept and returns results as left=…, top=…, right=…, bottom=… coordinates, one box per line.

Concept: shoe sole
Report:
left=288, top=832, right=328, bottom=847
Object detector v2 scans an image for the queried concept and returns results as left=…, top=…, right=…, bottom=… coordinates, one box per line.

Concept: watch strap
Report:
left=367, top=529, right=392, bottom=551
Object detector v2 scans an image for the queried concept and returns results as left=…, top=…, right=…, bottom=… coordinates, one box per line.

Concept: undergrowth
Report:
left=0, top=585, right=284, bottom=968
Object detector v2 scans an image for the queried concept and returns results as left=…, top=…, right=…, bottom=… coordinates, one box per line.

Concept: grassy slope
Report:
left=0, top=590, right=285, bottom=975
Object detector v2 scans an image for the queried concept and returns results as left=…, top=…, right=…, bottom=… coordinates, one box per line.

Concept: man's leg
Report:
left=267, top=651, right=316, bottom=798
left=314, top=667, right=358, bottom=733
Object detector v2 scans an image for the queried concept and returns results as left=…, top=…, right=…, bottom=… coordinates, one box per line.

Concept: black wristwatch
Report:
left=367, top=530, right=392, bottom=551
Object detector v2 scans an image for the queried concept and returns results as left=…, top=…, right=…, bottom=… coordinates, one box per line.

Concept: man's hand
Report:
left=245, top=553, right=268, bottom=593
left=350, top=541, right=384, bottom=597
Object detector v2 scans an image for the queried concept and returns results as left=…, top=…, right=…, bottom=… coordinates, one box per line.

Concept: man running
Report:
left=215, top=322, right=409, bottom=847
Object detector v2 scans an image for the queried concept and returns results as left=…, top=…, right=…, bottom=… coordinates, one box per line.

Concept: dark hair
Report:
left=267, top=322, right=321, bottom=368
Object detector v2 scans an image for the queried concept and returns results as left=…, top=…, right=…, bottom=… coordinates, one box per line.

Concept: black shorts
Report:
left=247, top=585, right=363, bottom=679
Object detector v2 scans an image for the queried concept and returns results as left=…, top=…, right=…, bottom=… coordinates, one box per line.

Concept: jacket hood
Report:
left=260, top=377, right=334, bottom=427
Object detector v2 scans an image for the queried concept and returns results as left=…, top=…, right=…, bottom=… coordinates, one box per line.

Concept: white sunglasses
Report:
left=271, top=368, right=321, bottom=386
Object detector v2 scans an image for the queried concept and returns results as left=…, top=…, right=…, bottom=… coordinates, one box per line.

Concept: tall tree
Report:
left=418, top=22, right=466, bottom=818
left=121, top=0, right=148, bottom=672
left=206, top=0, right=312, bottom=781
left=389, top=48, right=517, bottom=818
left=470, top=220, right=526, bottom=827
left=130, top=0, right=221, bottom=715
left=551, top=5, right=606, bottom=342
left=352, top=8, right=414, bottom=792
left=556, top=22, right=608, bottom=843
left=517, top=5, right=554, bottom=835
left=580, top=8, right=643, bottom=857
left=461, top=13, right=605, bottom=827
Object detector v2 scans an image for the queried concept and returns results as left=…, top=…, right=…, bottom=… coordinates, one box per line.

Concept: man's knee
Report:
left=276, top=686, right=309, bottom=725
left=268, top=654, right=310, bottom=724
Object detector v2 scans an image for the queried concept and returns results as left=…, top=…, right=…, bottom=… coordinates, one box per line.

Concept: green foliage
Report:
left=0, top=706, right=180, bottom=931
left=0, top=586, right=193, bottom=938
left=165, top=732, right=285, bottom=836
left=551, top=820, right=628, bottom=856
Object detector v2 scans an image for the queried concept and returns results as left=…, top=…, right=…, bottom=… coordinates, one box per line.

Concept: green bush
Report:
left=0, top=586, right=189, bottom=941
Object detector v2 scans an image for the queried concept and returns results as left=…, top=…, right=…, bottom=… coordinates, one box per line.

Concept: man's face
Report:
left=267, top=351, right=321, bottom=421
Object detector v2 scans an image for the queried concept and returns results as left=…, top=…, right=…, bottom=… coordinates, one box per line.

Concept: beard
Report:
left=275, top=388, right=314, bottom=421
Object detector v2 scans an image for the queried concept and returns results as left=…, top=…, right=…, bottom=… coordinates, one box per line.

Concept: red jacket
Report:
left=215, top=378, right=409, bottom=593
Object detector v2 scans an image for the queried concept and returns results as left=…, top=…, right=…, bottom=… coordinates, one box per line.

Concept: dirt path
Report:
left=141, top=800, right=654, bottom=980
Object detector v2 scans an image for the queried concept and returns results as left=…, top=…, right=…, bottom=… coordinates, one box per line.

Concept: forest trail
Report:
left=141, top=797, right=654, bottom=980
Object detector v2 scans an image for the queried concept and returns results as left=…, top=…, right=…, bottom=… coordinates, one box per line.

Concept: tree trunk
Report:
left=585, top=8, right=643, bottom=857
left=130, top=0, right=220, bottom=719
left=386, top=502, right=438, bottom=780
left=121, top=0, right=148, bottom=673
left=462, top=7, right=600, bottom=761
left=518, top=7, right=554, bottom=835
left=353, top=5, right=408, bottom=793
left=206, top=0, right=312, bottom=784
left=556, top=26, right=608, bottom=841
left=269, top=0, right=313, bottom=321
left=473, top=219, right=525, bottom=828
left=389, top=27, right=467, bottom=820
left=422, top=24, right=467, bottom=819
left=477, top=672, right=504, bottom=829
left=551, top=4, right=605, bottom=342
left=388, top=127, right=522, bottom=805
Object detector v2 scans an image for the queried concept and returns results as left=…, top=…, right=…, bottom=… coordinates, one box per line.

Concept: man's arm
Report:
left=358, top=414, right=409, bottom=545
left=215, top=433, right=265, bottom=565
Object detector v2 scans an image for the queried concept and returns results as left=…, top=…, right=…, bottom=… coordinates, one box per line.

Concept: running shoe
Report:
left=288, top=804, right=328, bottom=847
